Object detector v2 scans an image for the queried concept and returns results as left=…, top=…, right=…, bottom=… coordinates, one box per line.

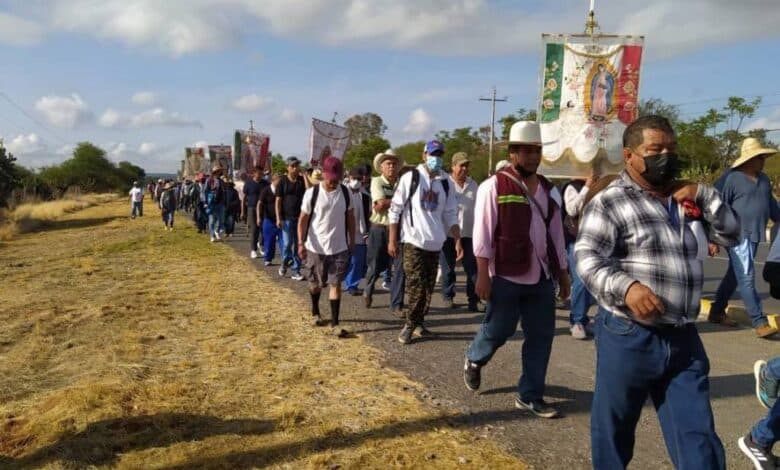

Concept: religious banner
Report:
left=208, top=145, right=233, bottom=177
left=234, top=130, right=270, bottom=181
left=182, top=147, right=207, bottom=178
left=539, top=34, right=644, bottom=178
left=308, top=118, right=350, bottom=168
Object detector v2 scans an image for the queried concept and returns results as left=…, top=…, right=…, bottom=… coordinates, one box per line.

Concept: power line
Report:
left=0, top=92, right=69, bottom=145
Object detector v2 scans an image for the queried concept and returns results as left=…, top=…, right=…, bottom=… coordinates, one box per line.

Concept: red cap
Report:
left=322, top=156, right=343, bottom=181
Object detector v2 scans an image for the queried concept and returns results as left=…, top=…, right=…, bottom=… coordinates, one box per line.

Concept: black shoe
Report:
left=413, top=325, right=435, bottom=338
left=311, top=315, right=327, bottom=327
left=364, top=294, right=372, bottom=308
left=463, top=357, right=481, bottom=391
left=442, top=298, right=455, bottom=309
left=468, top=301, right=484, bottom=313
left=514, top=396, right=559, bottom=419
left=738, top=433, right=776, bottom=469
left=398, top=325, right=413, bottom=345
left=347, top=288, right=363, bottom=296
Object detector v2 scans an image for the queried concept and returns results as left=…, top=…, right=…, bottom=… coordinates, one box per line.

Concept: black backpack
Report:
left=403, top=169, right=450, bottom=228
left=303, top=183, right=351, bottom=243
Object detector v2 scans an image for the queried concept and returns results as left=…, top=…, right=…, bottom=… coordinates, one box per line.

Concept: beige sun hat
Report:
left=508, top=121, right=542, bottom=146
left=373, top=149, right=401, bottom=174
left=731, top=137, right=778, bottom=169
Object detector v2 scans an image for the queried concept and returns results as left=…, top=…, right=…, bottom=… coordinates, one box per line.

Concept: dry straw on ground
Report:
left=0, top=194, right=119, bottom=240
left=0, top=200, right=523, bottom=469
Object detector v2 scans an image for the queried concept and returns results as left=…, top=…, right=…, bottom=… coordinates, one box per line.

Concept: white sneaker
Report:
left=250, top=250, right=258, bottom=259
left=291, top=273, right=305, bottom=281
left=210, top=237, right=216, bottom=243
left=259, top=248, right=265, bottom=257
left=570, top=323, right=587, bottom=340
left=215, top=232, right=222, bottom=241
left=381, top=281, right=390, bottom=291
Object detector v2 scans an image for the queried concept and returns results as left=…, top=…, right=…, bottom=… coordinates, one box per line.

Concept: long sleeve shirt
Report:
left=388, top=164, right=459, bottom=252
left=472, top=175, right=568, bottom=285
left=351, top=190, right=369, bottom=245
left=450, top=175, right=479, bottom=238
left=716, top=170, right=780, bottom=243
left=575, top=172, right=741, bottom=325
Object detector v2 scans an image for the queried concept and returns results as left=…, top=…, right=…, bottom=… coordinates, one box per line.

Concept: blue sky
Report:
left=1, top=0, right=779, bottom=172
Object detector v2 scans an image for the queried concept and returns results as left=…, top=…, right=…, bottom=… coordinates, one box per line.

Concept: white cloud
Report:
left=131, top=91, right=158, bottom=106
left=56, top=143, right=75, bottom=156
left=0, top=12, right=45, bottom=46
left=6, top=133, right=46, bottom=155
left=34, top=93, right=92, bottom=128
left=403, top=108, right=435, bottom=138
left=273, top=108, right=303, bottom=127
left=231, top=94, right=275, bottom=112
left=746, top=106, right=780, bottom=132
left=138, top=142, right=157, bottom=155
left=98, top=108, right=127, bottom=128
left=130, top=107, right=202, bottom=128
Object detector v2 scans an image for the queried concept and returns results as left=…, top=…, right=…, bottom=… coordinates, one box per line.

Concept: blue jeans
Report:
left=131, top=201, right=143, bottom=217
left=391, top=243, right=405, bottom=310
left=224, top=214, right=235, bottom=235
left=344, top=244, right=367, bottom=290
left=591, top=309, right=725, bottom=470
left=712, top=239, right=767, bottom=327
left=280, top=219, right=301, bottom=274
left=567, top=243, right=594, bottom=325
left=208, top=204, right=225, bottom=237
left=262, top=218, right=280, bottom=263
left=467, top=276, right=555, bottom=402
left=439, top=237, right=478, bottom=305
left=161, top=210, right=174, bottom=227
left=752, top=355, right=780, bottom=448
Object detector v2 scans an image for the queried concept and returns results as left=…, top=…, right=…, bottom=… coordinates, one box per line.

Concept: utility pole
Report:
left=479, top=86, right=508, bottom=173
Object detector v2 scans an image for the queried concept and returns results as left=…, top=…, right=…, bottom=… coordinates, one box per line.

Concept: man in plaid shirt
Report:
left=576, top=115, right=740, bottom=470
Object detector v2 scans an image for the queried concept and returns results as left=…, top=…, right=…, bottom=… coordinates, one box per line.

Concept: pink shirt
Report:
left=473, top=176, right=568, bottom=285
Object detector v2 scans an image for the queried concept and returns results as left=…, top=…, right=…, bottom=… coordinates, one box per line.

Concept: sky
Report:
left=1, top=0, right=780, bottom=173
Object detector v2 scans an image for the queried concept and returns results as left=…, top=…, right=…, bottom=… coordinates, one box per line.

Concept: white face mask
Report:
left=348, top=180, right=362, bottom=190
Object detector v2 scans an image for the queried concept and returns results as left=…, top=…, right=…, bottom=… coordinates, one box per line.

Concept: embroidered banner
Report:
left=182, top=147, right=207, bottom=178
left=208, top=145, right=233, bottom=177
left=538, top=34, right=644, bottom=178
left=234, top=130, right=270, bottom=181
left=308, top=118, right=351, bottom=168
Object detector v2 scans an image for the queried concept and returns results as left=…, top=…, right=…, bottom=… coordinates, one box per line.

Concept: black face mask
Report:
left=515, top=165, right=535, bottom=178
left=641, top=152, right=680, bottom=187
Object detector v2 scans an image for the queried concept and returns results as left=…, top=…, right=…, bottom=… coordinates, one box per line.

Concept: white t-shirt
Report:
left=129, top=187, right=144, bottom=202
left=301, top=183, right=353, bottom=255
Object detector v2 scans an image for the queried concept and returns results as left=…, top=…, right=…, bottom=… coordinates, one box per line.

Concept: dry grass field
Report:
left=0, top=200, right=523, bottom=469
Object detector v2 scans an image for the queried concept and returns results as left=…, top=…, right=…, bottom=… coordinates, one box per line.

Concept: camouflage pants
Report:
left=403, top=244, right=440, bottom=326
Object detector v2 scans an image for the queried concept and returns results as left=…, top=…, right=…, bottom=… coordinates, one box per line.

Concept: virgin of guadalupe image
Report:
left=312, top=145, right=332, bottom=169
left=590, top=63, right=614, bottom=121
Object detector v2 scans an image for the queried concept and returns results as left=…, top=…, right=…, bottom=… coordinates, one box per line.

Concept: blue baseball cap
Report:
left=424, top=140, right=444, bottom=156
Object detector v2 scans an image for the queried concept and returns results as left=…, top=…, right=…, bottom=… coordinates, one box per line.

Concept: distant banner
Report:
left=209, top=145, right=233, bottom=178
left=308, top=118, right=350, bottom=168
left=539, top=34, right=644, bottom=178
left=182, top=147, right=207, bottom=178
left=234, top=130, right=270, bottom=181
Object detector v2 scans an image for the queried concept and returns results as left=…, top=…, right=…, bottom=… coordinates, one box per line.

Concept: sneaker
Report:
left=442, top=298, right=455, bottom=309
left=514, top=396, right=559, bottom=419
left=311, top=315, right=326, bottom=327
left=210, top=236, right=216, bottom=243
left=364, top=294, right=372, bottom=308
left=331, top=326, right=349, bottom=338
left=468, top=302, right=485, bottom=313
left=755, top=324, right=778, bottom=338
left=738, top=433, right=776, bottom=469
left=392, top=308, right=405, bottom=319
left=708, top=312, right=738, bottom=327
left=570, top=323, right=587, bottom=340
left=259, top=248, right=265, bottom=257
left=278, top=266, right=287, bottom=277
left=291, top=272, right=305, bottom=281
left=263, top=261, right=271, bottom=267
left=215, top=232, right=222, bottom=241
left=381, top=281, right=390, bottom=291
left=250, top=250, right=258, bottom=259
left=398, top=325, right=413, bottom=345
left=169, top=226, right=174, bottom=231
left=413, top=325, right=435, bottom=338
left=463, top=357, right=481, bottom=391
left=754, top=360, right=778, bottom=410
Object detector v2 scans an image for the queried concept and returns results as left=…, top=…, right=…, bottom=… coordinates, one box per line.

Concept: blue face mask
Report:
left=426, top=156, right=443, bottom=172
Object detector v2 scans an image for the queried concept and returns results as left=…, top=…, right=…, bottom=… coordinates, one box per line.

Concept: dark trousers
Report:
left=224, top=214, right=236, bottom=235
left=439, top=237, right=478, bottom=305
left=390, top=243, right=405, bottom=310
left=131, top=201, right=143, bottom=218
left=364, top=224, right=390, bottom=298
left=591, top=309, right=725, bottom=470
left=248, top=209, right=261, bottom=251
left=194, top=203, right=208, bottom=232
left=403, top=244, right=439, bottom=326
left=467, top=276, right=555, bottom=402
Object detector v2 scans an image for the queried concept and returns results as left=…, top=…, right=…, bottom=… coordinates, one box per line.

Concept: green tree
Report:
left=343, top=113, right=387, bottom=146
left=638, top=98, right=681, bottom=125
left=393, top=141, right=425, bottom=171
left=498, top=108, right=537, bottom=142
left=343, top=136, right=391, bottom=173
left=0, top=145, right=19, bottom=208
left=270, top=153, right=287, bottom=174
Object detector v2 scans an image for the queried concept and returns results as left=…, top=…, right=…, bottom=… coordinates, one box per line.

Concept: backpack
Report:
left=403, top=169, right=450, bottom=228
left=303, top=183, right=351, bottom=244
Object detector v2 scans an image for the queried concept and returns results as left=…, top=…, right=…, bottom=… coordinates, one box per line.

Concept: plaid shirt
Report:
left=575, top=172, right=740, bottom=325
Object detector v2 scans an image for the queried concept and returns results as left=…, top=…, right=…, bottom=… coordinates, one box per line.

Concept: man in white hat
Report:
left=463, top=121, right=570, bottom=419
left=363, top=149, right=401, bottom=308
left=710, top=137, right=780, bottom=338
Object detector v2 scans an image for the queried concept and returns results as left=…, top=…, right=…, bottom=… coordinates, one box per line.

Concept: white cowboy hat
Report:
left=373, top=149, right=402, bottom=174
left=508, top=121, right=542, bottom=146
left=731, top=137, right=778, bottom=169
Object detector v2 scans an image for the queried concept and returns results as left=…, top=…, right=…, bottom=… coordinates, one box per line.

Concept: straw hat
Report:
left=310, top=168, right=323, bottom=184
left=212, top=165, right=224, bottom=174
left=731, top=138, right=778, bottom=169
left=373, top=149, right=401, bottom=174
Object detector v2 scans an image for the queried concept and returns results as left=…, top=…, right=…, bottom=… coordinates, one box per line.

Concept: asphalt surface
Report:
left=220, top=222, right=778, bottom=469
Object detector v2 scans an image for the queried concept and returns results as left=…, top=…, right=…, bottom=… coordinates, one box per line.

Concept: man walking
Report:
left=344, top=167, right=370, bottom=296
left=388, top=140, right=462, bottom=344
left=205, top=166, right=226, bottom=242
left=710, top=137, right=780, bottom=338
left=298, top=157, right=355, bottom=337
left=576, top=115, right=740, bottom=469
left=439, top=152, right=480, bottom=311
left=363, top=150, right=401, bottom=308
left=276, top=156, right=306, bottom=281
left=243, top=167, right=267, bottom=259
left=462, top=122, right=570, bottom=419
left=129, top=181, right=144, bottom=219
left=259, top=173, right=281, bottom=266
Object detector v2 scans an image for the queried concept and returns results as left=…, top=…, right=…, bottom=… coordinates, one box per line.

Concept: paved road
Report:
left=222, top=225, right=778, bottom=469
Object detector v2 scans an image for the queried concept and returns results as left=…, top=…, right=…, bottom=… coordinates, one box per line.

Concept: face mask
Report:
left=641, top=152, right=680, bottom=187
left=426, top=156, right=443, bottom=172
left=348, top=180, right=361, bottom=190
left=515, top=165, right=535, bottom=178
